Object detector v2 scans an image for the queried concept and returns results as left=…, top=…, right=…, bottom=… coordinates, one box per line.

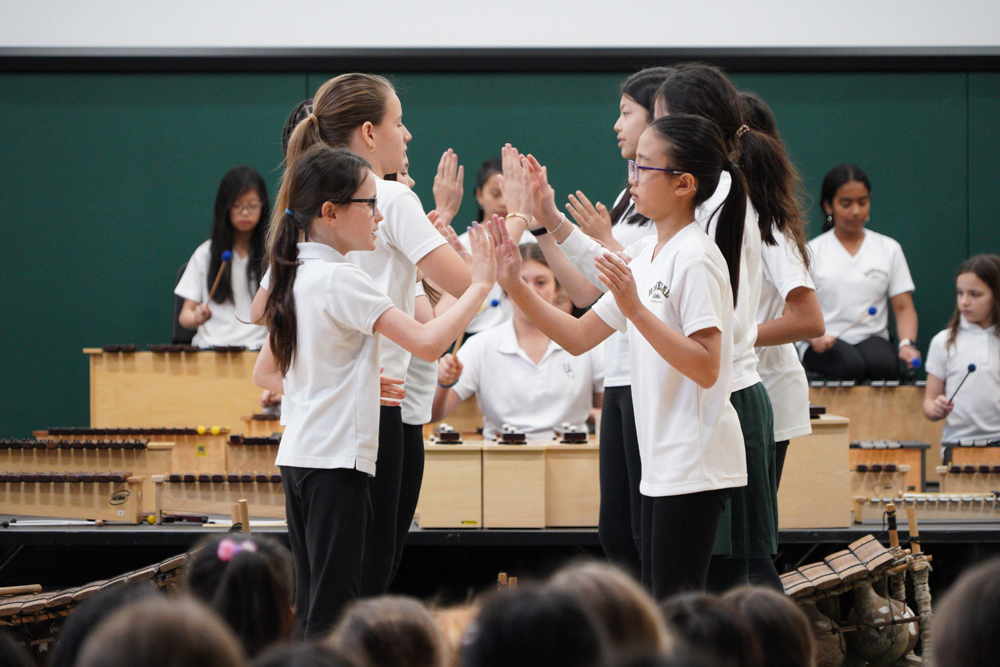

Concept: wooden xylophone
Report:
left=850, top=440, right=929, bottom=492
left=152, top=473, right=285, bottom=521
left=853, top=492, right=1000, bottom=523
left=242, top=412, right=284, bottom=438
left=0, top=471, right=144, bottom=523
left=851, top=464, right=910, bottom=498
left=944, top=440, right=1000, bottom=466
left=936, top=464, right=1000, bottom=494
left=37, top=427, right=230, bottom=473
left=227, top=434, right=280, bottom=475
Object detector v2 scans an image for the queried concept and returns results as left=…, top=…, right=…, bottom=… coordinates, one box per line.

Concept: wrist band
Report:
left=550, top=214, right=566, bottom=235
left=438, top=380, right=458, bottom=389
left=505, top=212, right=529, bottom=225
left=529, top=227, right=548, bottom=237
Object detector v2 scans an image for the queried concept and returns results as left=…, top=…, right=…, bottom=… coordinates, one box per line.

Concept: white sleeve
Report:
left=590, top=342, right=605, bottom=393
left=260, top=267, right=271, bottom=290
left=327, top=267, right=395, bottom=335
left=924, top=329, right=950, bottom=381
left=887, top=240, right=916, bottom=298
left=381, top=188, right=447, bottom=265
left=556, top=227, right=608, bottom=293
left=174, top=242, right=210, bottom=302
left=452, top=335, right=483, bottom=402
left=762, top=234, right=815, bottom=299
left=591, top=291, right=627, bottom=334
left=674, top=258, right=726, bottom=336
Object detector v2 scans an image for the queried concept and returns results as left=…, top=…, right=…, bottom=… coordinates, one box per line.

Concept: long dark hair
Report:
left=264, top=145, right=371, bottom=374
left=475, top=157, right=502, bottom=222
left=184, top=535, right=294, bottom=658
left=282, top=99, right=314, bottom=158
left=648, top=114, right=747, bottom=306
left=656, top=64, right=800, bottom=256
left=609, top=67, right=673, bottom=227
left=208, top=166, right=270, bottom=305
left=738, top=90, right=810, bottom=270
left=947, top=254, right=1000, bottom=350
left=820, top=164, right=871, bottom=232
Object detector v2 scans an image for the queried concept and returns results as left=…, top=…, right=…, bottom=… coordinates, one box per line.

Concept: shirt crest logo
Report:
left=648, top=281, right=670, bottom=303
left=865, top=267, right=889, bottom=280
left=563, top=363, right=575, bottom=379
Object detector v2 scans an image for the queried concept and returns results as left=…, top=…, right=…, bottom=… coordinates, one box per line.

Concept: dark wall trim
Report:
left=3, top=47, right=1000, bottom=74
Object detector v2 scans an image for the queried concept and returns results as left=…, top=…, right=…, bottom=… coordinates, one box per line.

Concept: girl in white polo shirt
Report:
left=253, top=145, right=494, bottom=637
left=924, top=255, right=1000, bottom=444
left=254, top=74, right=474, bottom=598
left=492, top=114, right=748, bottom=598
left=175, top=166, right=270, bottom=348
left=801, top=164, right=921, bottom=381
left=432, top=244, right=604, bottom=441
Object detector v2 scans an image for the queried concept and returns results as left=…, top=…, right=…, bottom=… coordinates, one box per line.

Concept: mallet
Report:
left=948, top=364, right=977, bottom=403
left=834, top=306, right=877, bottom=340
left=207, top=250, right=233, bottom=302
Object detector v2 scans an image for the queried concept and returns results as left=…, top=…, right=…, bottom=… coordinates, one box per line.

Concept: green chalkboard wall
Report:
left=1, top=70, right=997, bottom=437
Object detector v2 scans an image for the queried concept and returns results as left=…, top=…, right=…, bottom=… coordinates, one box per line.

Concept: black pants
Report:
left=802, top=336, right=899, bottom=382
left=281, top=466, right=372, bottom=638
left=598, top=386, right=643, bottom=578
left=360, top=406, right=404, bottom=597
left=775, top=439, right=789, bottom=489
left=641, top=488, right=733, bottom=600
left=389, top=423, right=426, bottom=585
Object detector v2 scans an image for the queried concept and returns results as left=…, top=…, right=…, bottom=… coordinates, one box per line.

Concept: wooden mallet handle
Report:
left=206, top=250, right=233, bottom=303
left=833, top=306, right=877, bottom=340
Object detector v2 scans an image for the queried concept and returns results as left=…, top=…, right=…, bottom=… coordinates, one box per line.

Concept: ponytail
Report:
left=647, top=114, right=746, bottom=307
left=264, top=145, right=371, bottom=374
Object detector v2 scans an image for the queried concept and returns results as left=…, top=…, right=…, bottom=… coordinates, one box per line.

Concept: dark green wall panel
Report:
left=969, top=74, right=1000, bottom=258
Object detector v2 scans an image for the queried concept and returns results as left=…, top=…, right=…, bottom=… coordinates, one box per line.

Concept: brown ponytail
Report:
left=264, top=145, right=371, bottom=374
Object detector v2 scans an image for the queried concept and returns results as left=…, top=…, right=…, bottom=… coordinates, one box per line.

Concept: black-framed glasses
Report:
left=627, top=160, right=687, bottom=183
left=340, top=198, right=378, bottom=216
left=231, top=201, right=265, bottom=213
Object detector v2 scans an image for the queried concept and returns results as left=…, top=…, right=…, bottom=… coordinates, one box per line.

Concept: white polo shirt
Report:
left=557, top=189, right=656, bottom=387
left=452, top=318, right=604, bottom=441
left=174, top=240, right=267, bottom=348
left=805, top=228, right=914, bottom=346
left=591, top=224, right=747, bottom=497
left=401, top=282, right=437, bottom=426
left=348, top=178, right=447, bottom=380
left=698, top=171, right=762, bottom=392
left=275, top=243, right=394, bottom=474
left=756, top=232, right=815, bottom=441
left=925, top=318, right=1000, bottom=444
left=457, top=227, right=536, bottom=334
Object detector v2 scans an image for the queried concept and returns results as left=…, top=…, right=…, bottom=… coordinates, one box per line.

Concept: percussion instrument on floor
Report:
left=0, top=471, right=144, bottom=524
left=152, top=473, right=285, bottom=521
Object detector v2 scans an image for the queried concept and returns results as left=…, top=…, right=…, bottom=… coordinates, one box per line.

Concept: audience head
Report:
left=75, top=595, right=245, bottom=667
left=286, top=73, right=405, bottom=179
left=184, top=534, right=295, bottom=658
left=0, top=632, right=34, bottom=667
left=640, top=114, right=747, bottom=304
left=48, top=583, right=158, bottom=667
left=547, top=561, right=671, bottom=656
left=461, top=587, right=606, bottom=667
left=932, top=556, right=1000, bottom=667
left=328, top=596, right=447, bottom=667
left=475, top=158, right=504, bottom=222
left=251, top=642, right=356, bottom=667
left=433, top=603, right=480, bottom=667
left=210, top=165, right=271, bottom=304
left=660, top=593, right=762, bottom=667
left=819, top=163, right=871, bottom=234
left=722, top=587, right=816, bottom=667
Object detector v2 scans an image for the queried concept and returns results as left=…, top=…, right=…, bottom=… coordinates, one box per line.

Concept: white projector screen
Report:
left=2, top=0, right=999, bottom=50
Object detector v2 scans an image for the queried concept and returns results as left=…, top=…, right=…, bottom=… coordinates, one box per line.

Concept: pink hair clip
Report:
left=217, top=537, right=258, bottom=562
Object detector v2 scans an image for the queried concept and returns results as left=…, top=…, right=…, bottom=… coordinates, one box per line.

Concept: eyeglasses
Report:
left=627, top=160, right=687, bottom=183
left=231, top=201, right=265, bottom=214
left=342, top=198, right=378, bottom=216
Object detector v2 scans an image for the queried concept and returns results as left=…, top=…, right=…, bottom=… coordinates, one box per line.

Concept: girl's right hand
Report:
left=567, top=191, right=614, bottom=246
left=432, top=149, right=464, bottom=225
left=524, top=155, right=562, bottom=229
left=466, top=220, right=497, bottom=286
left=438, top=353, right=463, bottom=387
left=930, top=394, right=955, bottom=420
left=488, top=215, right=524, bottom=292
left=810, top=335, right=836, bottom=354
left=193, top=303, right=212, bottom=325
left=497, top=144, right=534, bottom=220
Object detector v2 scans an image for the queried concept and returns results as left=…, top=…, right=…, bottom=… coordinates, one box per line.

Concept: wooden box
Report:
left=809, top=385, right=943, bottom=480
left=226, top=438, right=280, bottom=475
left=544, top=443, right=600, bottom=527
left=849, top=442, right=928, bottom=492
left=482, top=443, right=546, bottom=528
left=0, top=476, right=144, bottom=524
left=937, top=465, right=1000, bottom=494
left=777, top=414, right=851, bottom=529
left=418, top=442, right=483, bottom=528
left=86, top=349, right=261, bottom=430
left=153, top=474, right=285, bottom=520
left=949, top=445, right=1000, bottom=466
left=850, top=465, right=910, bottom=498
left=242, top=415, right=284, bottom=439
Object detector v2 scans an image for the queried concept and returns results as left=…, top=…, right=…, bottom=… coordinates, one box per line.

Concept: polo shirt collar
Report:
left=297, top=242, right=347, bottom=263
left=960, top=315, right=997, bottom=335
left=496, top=317, right=565, bottom=360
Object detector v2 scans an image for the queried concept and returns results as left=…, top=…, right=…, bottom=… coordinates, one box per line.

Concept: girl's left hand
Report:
left=567, top=191, right=616, bottom=249
left=899, top=345, right=921, bottom=368
left=432, top=216, right=473, bottom=266
left=595, top=250, right=641, bottom=318
left=380, top=374, right=405, bottom=407
left=497, top=144, right=534, bottom=220
left=466, top=220, right=497, bottom=286
left=432, top=149, right=464, bottom=225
